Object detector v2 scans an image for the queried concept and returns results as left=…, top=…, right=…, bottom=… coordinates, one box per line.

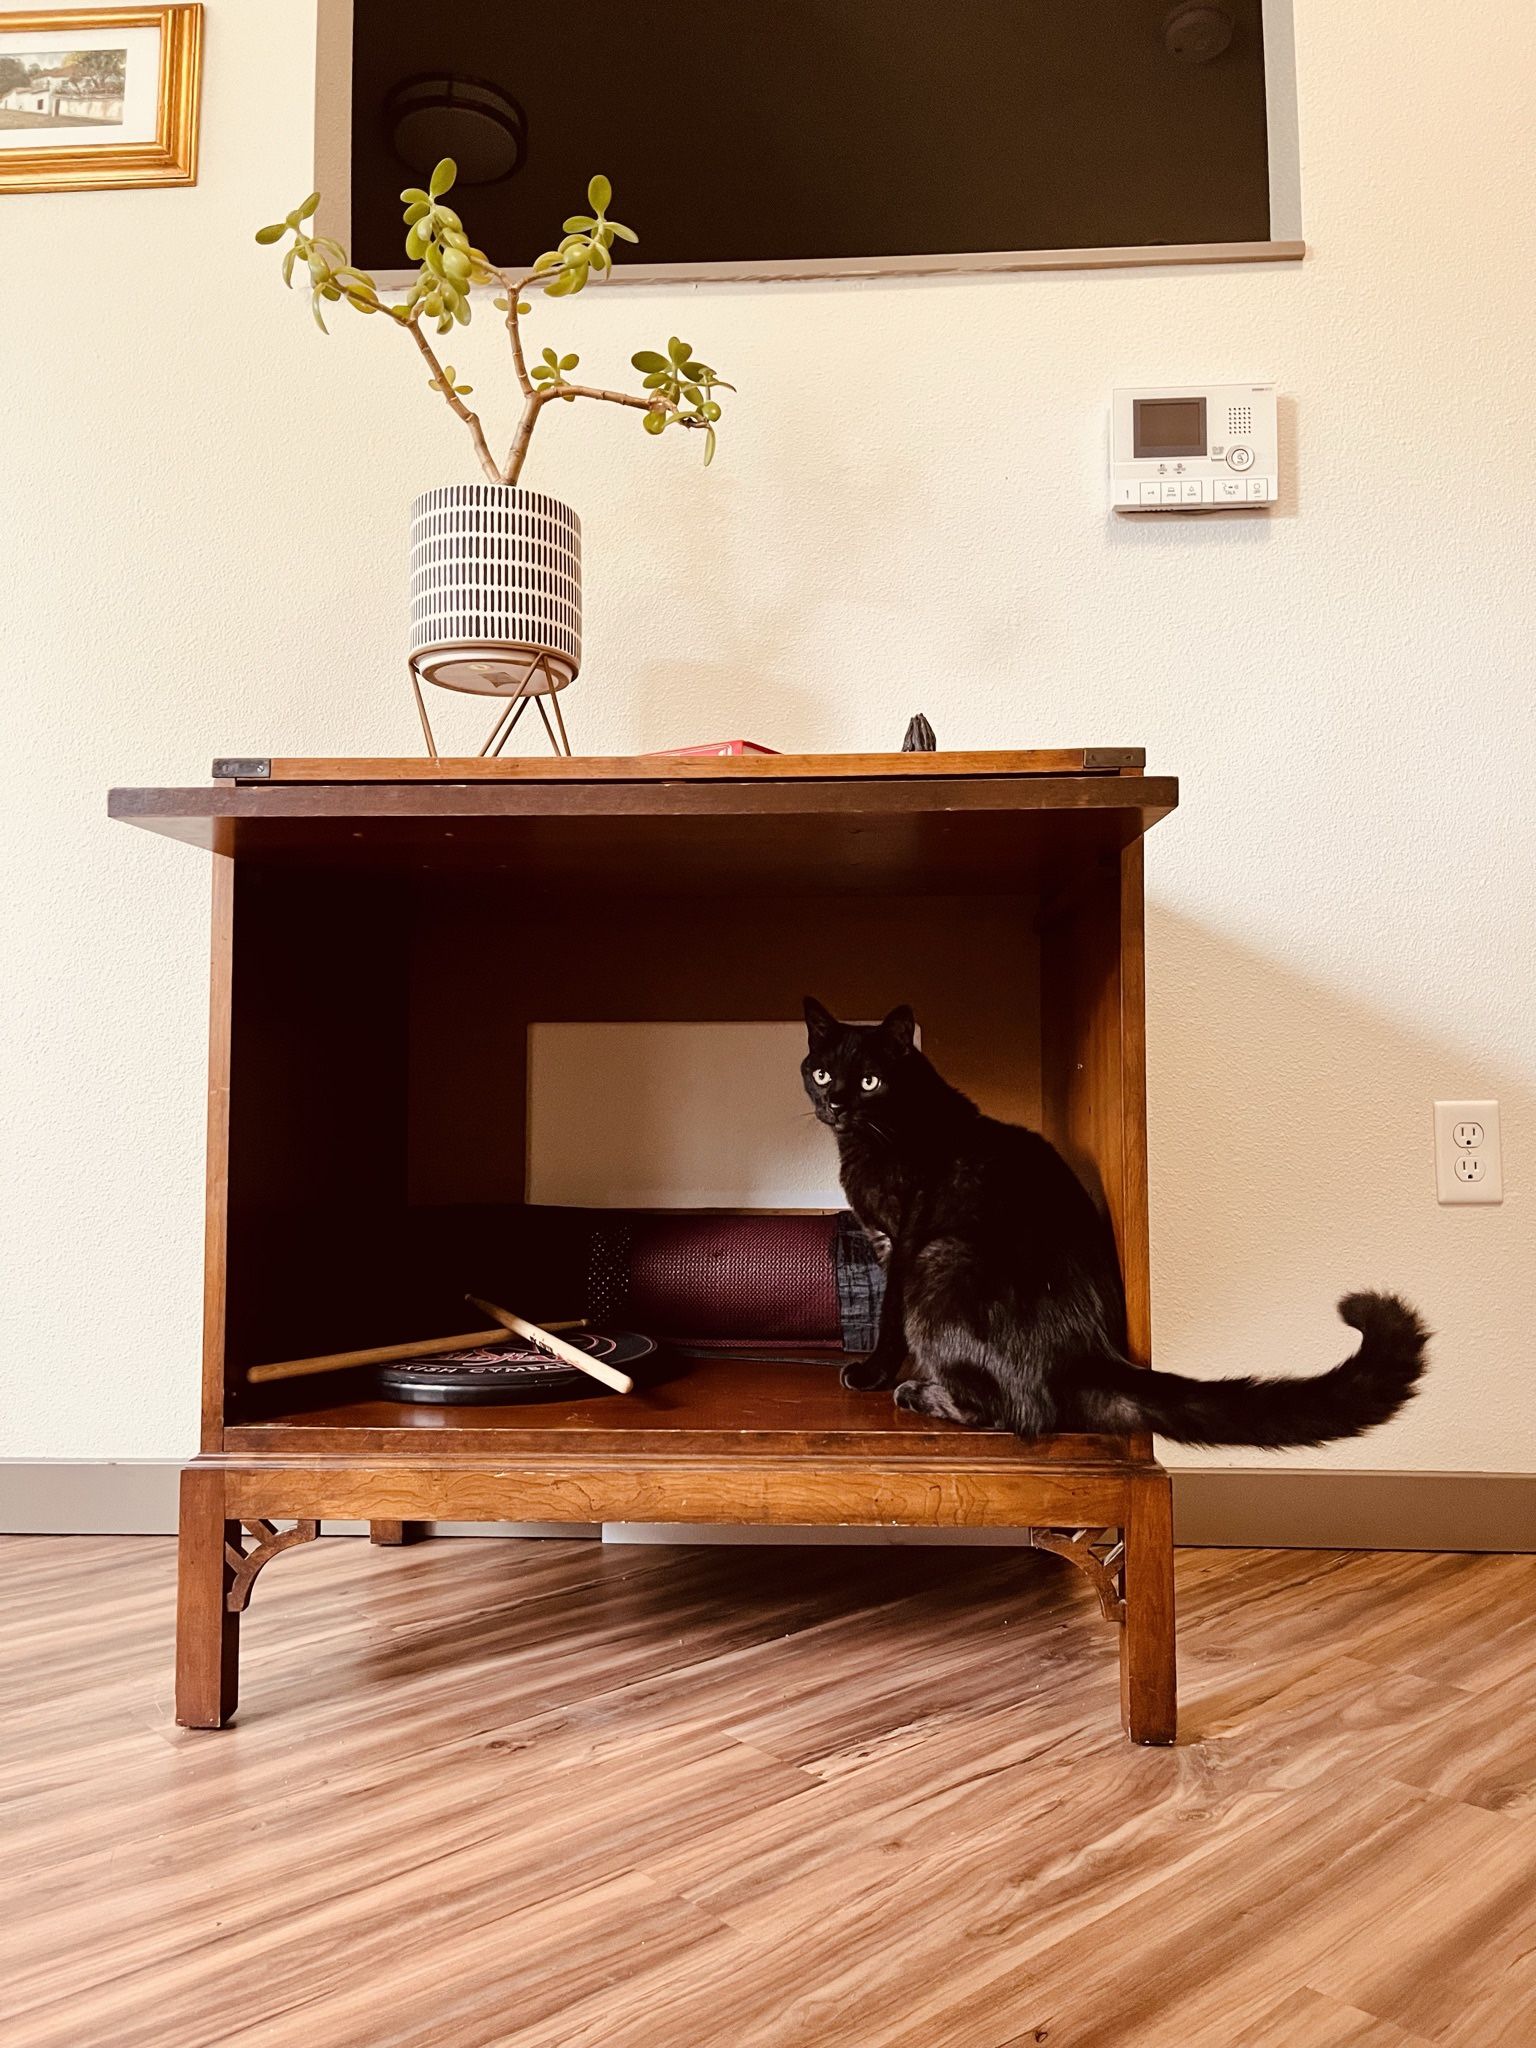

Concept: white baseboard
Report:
left=2, top=1461, right=1531, bottom=1549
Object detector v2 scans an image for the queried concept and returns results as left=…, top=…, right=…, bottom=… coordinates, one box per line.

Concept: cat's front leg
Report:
left=841, top=1347, right=904, bottom=1392
left=844, top=1193, right=892, bottom=1266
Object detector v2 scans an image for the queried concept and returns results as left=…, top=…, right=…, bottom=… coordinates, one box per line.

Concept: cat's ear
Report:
left=881, top=1005, right=916, bottom=1053
left=802, top=996, right=838, bottom=1045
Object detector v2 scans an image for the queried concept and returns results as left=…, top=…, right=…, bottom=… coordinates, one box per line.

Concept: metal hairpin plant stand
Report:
left=408, top=483, right=583, bottom=758
left=407, top=646, right=575, bottom=760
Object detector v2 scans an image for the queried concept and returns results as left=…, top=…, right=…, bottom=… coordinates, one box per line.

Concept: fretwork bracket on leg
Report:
left=1030, top=1525, right=1127, bottom=1625
left=224, top=1519, right=320, bottom=1614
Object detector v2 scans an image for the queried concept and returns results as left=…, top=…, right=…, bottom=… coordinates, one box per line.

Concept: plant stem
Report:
left=562, top=383, right=671, bottom=413
left=501, top=387, right=551, bottom=487
left=495, top=268, right=536, bottom=399
left=406, top=317, right=501, bottom=485
left=500, top=383, right=672, bottom=487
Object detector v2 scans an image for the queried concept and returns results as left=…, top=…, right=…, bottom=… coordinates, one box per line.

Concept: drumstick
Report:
left=468, top=1296, right=634, bottom=1395
left=247, top=1319, right=587, bottom=1386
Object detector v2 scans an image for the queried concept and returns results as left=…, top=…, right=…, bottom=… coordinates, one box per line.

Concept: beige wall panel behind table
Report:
left=407, top=894, right=1040, bottom=1205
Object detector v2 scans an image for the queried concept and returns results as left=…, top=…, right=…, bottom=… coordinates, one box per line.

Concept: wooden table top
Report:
left=109, top=757, right=1178, bottom=888
left=230, top=1354, right=1137, bottom=1465
left=203, top=747, right=1150, bottom=785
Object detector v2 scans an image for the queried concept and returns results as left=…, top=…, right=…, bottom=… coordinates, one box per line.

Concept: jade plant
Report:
left=256, top=160, right=730, bottom=482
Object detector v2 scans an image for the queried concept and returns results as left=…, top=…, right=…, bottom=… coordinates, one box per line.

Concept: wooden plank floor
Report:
left=2, top=1537, right=1533, bottom=2048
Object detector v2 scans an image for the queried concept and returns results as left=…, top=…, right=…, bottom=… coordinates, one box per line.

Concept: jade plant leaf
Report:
left=257, top=165, right=730, bottom=478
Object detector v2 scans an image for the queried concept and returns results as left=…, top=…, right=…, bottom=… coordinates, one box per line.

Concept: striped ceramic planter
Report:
left=408, top=483, right=582, bottom=700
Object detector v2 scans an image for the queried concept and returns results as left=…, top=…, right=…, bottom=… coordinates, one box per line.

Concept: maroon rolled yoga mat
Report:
left=582, top=1211, right=842, bottom=1347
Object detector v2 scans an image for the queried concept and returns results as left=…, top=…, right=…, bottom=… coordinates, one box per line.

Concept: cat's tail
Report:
left=1073, top=1292, right=1428, bottom=1448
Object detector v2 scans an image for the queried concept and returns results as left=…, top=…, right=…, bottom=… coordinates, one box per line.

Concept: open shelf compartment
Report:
left=113, top=755, right=1180, bottom=1740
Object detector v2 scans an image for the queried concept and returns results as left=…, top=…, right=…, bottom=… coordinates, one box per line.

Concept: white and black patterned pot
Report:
left=408, top=483, right=582, bottom=698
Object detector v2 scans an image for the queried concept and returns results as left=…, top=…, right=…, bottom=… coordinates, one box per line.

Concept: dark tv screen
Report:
left=350, top=1, right=1271, bottom=272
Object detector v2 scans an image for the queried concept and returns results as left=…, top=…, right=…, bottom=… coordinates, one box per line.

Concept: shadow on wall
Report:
left=1144, top=905, right=1530, bottom=1464
left=610, top=394, right=1302, bottom=754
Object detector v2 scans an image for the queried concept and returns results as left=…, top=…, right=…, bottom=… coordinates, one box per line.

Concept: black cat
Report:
left=802, top=998, right=1428, bottom=1445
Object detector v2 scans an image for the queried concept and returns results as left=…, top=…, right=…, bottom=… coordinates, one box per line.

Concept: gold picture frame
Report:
left=0, top=4, right=200, bottom=193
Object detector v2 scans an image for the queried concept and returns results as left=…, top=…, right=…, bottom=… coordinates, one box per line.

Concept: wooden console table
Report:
left=111, top=748, right=1179, bottom=1743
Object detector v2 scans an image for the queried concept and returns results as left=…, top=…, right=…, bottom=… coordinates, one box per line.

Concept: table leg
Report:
left=176, top=1466, right=241, bottom=1728
left=1120, top=1469, right=1177, bottom=1744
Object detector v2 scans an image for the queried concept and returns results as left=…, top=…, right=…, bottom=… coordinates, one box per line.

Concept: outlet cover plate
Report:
left=1433, top=1099, right=1503, bottom=1205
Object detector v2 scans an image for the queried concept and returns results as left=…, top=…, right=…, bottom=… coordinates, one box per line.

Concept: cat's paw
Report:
left=842, top=1354, right=899, bottom=1392
left=894, top=1377, right=982, bottom=1425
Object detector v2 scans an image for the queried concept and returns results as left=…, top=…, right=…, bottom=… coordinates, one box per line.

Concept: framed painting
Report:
left=0, top=4, right=200, bottom=193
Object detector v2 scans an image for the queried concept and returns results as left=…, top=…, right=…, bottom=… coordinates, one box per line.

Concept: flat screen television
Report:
left=346, top=0, right=1276, bottom=278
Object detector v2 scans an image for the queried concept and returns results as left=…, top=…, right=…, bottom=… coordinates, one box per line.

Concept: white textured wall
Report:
left=2, top=1, right=1532, bottom=1472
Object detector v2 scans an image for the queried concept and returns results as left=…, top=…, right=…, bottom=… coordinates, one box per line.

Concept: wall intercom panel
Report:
left=1111, top=383, right=1278, bottom=510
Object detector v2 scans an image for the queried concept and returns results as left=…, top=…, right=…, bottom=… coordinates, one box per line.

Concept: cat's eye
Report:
left=812, top=1067, right=830, bottom=1085
left=861, top=1074, right=881, bottom=1092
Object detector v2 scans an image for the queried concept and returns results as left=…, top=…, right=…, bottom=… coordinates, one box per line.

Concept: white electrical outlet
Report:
left=1433, top=1100, right=1503, bottom=1205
